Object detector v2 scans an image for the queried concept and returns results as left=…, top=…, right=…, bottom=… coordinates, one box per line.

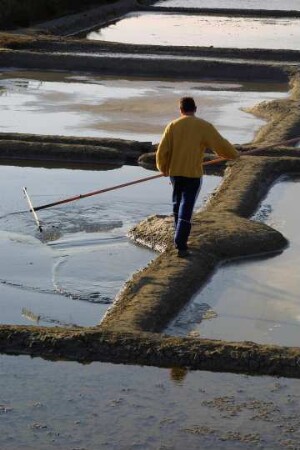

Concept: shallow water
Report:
left=168, top=177, right=300, bottom=347
left=155, top=0, right=300, bottom=10
left=0, top=70, right=286, bottom=328
left=0, top=163, right=220, bottom=327
left=1, top=354, right=300, bottom=449
left=0, top=70, right=287, bottom=144
left=88, top=12, right=300, bottom=50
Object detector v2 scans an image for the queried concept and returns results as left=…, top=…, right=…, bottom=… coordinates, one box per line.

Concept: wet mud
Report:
left=0, top=48, right=292, bottom=82
left=2, top=33, right=300, bottom=64
left=0, top=0, right=300, bottom=377
left=1, top=326, right=300, bottom=378
left=0, top=133, right=151, bottom=165
left=143, top=5, right=300, bottom=19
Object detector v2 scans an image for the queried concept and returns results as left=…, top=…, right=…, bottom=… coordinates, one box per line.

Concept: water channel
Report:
left=168, top=177, right=300, bottom=347
left=0, top=70, right=287, bottom=143
left=154, top=0, right=300, bottom=10
left=88, top=12, right=300, bottom=50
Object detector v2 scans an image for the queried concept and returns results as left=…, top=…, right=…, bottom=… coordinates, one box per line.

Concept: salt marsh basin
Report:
left=154, top=0, right=300, bottom=10
left=88, top=13, right=300, bottom=50
left=0, top=70, right=287, bottom=143
left=1, top=354, right=300, bottom=450
left=168, top=178, right=300, bottom=347
left=0, top=161, right=221, bottom=327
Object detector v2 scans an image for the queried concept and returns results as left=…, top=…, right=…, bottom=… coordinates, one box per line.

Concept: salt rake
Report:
left=23, top=187, right=43, bottom=232
left=23, top=173, right=163, bottom=233
left=22, top=136, right=300, bottom=232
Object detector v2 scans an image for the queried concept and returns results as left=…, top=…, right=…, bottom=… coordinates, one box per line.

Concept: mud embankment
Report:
left=141, top=5, right=300, bottom=19
left=104, top=156, right=300, bottom=332
left=245, top=75, right=300, bottom=144
left=0, top=48, right=292, bottom=82
left=0, top=132, right=152, bottom=165
left=0, top=326, right=300, bottom=378
left=2, top=34, right=300, bottom=64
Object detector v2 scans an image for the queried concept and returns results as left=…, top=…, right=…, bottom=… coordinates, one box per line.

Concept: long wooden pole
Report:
left=24, top=136, right=300, bottom=227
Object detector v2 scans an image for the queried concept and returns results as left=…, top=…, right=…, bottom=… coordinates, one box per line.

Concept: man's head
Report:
left=179, top=97, right=197, bottom=115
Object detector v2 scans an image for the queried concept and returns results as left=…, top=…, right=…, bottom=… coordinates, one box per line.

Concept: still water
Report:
left=155, top=0, right=300, bottom=10
left=168, top=177, right=300, bottom=347
left=0, top=70, right=287, bottom=144
left=0, top=70, right=289, bottom=328
left=88, top=12, right=300, bottom=50
left=1, top=354, right=300, bottom=449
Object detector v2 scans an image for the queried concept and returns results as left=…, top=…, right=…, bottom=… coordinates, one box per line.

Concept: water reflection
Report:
left=155, top=0, right=300, bottom=10
left=88, top=12, right=300, bottom=50
left=167, top=177, right=300, bottom=347
left=1, top=354, right=300, bottom=450
left=0, top=70, right=287, bottom=144
left=0, top=162, right=221, bottom=327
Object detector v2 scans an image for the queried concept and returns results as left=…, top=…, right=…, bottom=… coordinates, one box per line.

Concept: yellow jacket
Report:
left=156, top=115, right=239, bottom=177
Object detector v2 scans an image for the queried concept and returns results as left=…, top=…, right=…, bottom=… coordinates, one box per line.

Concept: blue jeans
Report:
left=170, top=176, right=202, bottom=251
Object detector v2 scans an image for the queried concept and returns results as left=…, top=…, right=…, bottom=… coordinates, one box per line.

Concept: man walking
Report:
left=156, top=97, right=239, bottom=257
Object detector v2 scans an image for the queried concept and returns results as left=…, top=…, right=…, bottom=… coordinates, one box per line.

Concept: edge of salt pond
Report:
left=0, top=326, right=300, bottom=379
left=0, top=16, right=299, bottom=377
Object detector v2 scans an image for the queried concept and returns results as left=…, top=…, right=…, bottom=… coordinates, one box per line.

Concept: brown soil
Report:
left=0, top=325, right=300, bottom=378
left=245, top=75, right=300, bottom=144
left=0, top=133, right=152, bottom=165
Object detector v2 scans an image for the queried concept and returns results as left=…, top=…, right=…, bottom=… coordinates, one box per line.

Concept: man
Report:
left=156, top=96, right=239, bottom=257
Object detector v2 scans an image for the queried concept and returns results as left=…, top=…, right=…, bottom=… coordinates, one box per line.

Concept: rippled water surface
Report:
left=88, top=13, right=300, bottom=49
left=1, top=354, right=300, bottom=450
left=0, top=70, right=290, bottom=328
left=0, top=163, right=220, bottom=327
left=168, top=177, right=300, bottom=347
left=0, top=70, right=287, bottom=144
left=155, top=0, right=300, bottom=10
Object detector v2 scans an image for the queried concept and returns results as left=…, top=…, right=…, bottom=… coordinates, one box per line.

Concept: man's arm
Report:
left=204, top=124, right=239, bottom=160
left=156, top=123, right=172, bottom=176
